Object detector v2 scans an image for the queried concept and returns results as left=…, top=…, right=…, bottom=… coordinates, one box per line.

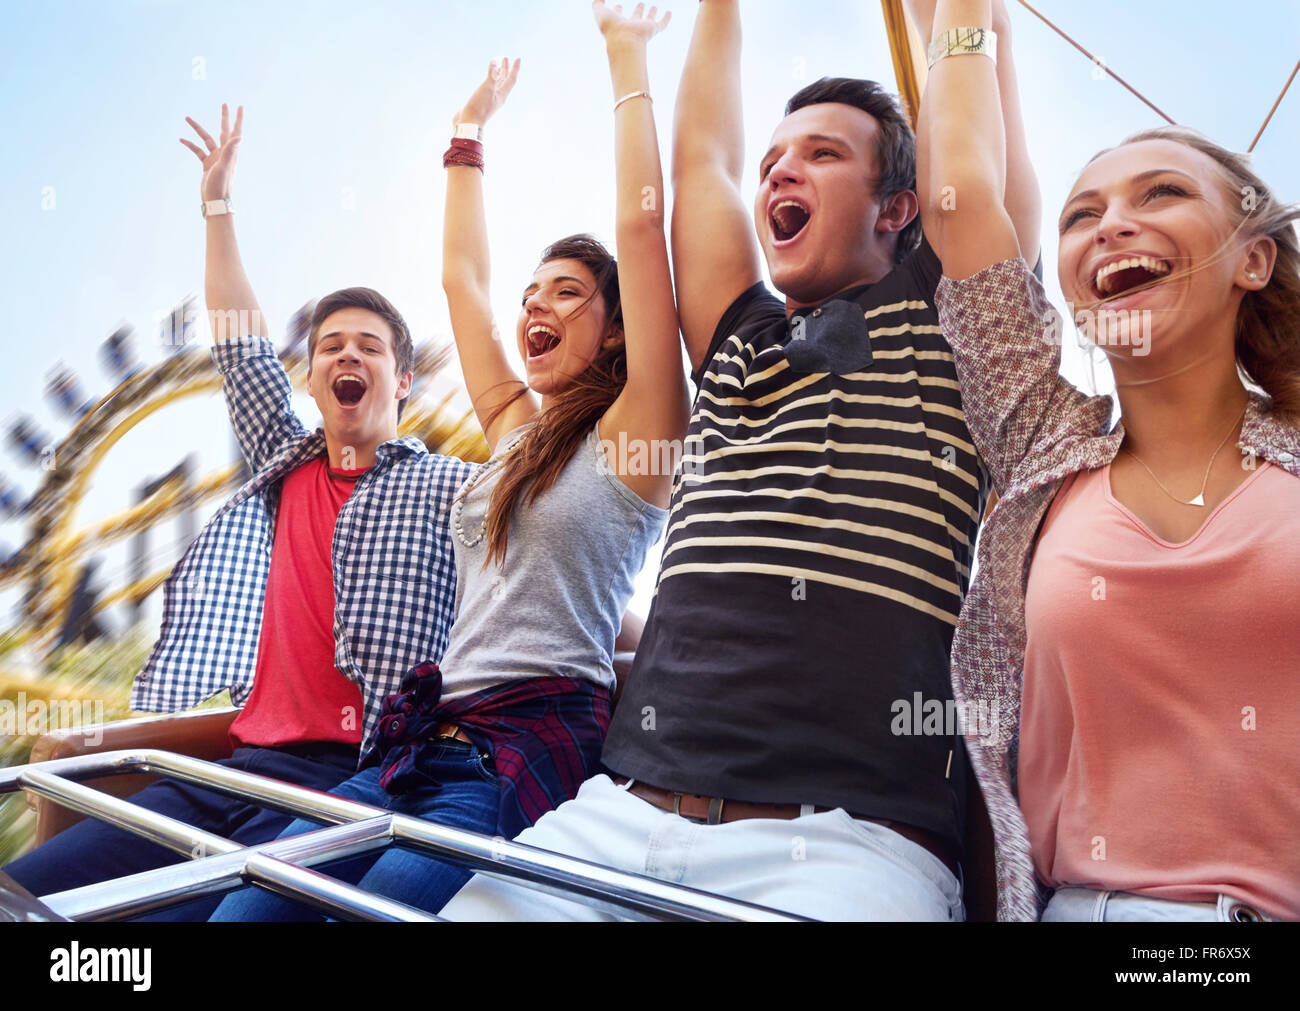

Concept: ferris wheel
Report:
left=0, top=296, right=487, bottom=661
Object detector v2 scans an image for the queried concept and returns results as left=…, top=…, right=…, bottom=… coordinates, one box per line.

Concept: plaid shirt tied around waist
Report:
left=935, top=258, right=1300, bottom=921
left=129, top=336, right=475, bottom=761
left=373, top=662, right=611, bottom=838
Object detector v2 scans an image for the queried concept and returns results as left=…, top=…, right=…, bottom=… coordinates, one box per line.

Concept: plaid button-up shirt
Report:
left=130, top=336, right=476, bottom=761
left=936, top=259, right=1300, bottom=921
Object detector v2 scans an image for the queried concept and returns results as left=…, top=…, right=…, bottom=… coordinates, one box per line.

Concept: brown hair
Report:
left=1094, top=126, right=1300, bottom=423
left=785, top=77, right=921, bottom=264
left=308, top=287, right=416, bottom=420
left=478, top=234, right=626, bottom=568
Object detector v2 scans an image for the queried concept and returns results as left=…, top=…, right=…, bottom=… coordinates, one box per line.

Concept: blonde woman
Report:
left=915, top=0, right=1300, bottom=921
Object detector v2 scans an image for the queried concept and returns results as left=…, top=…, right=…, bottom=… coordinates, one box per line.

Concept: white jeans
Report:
left=1042, top=886, right=1275, bottom=922
left=440, top=774, right=963, bottom=922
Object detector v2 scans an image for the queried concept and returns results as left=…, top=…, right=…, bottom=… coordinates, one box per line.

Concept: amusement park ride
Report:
left=0, top=295, right=798, bottom=924
left=0, top=298, right=488, bottom=663
left=0, top=298, right=497, bottom=921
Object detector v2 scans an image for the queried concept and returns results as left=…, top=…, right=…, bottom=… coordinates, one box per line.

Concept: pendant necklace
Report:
left=1120, top=402, right=1247, bottom=508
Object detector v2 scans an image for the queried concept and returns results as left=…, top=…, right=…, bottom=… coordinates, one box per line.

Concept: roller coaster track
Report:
left=0, top=340, right=487, bottom=656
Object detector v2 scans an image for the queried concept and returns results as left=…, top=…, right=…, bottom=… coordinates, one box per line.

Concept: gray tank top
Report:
left=436, top=423, right=668, bottom=702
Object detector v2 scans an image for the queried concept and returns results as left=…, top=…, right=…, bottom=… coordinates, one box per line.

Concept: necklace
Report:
left=451, top=428, right=529, bottom=548
left=1120, top=402, right=1248, bottom=508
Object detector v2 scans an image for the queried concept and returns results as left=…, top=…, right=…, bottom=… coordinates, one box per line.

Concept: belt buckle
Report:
left=671, top=791, right=726, bottom=824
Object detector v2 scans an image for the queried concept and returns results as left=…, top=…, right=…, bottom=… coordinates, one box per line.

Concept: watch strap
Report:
left=927, top=27, right=997, bottom=69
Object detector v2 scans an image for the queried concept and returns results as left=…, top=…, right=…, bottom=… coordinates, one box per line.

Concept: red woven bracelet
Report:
left=443, top=136, right=484, bottom=171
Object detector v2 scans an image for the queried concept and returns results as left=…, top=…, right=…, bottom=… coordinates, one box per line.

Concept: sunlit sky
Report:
left=1, top=0, right=1296, bottom=649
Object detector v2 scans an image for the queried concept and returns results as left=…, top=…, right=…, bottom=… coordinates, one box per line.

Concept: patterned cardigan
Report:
left=934, top=258, right=1300, bottom=921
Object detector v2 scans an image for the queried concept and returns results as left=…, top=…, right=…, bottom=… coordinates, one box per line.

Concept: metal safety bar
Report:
left=1, top=750, right=804, bottom=922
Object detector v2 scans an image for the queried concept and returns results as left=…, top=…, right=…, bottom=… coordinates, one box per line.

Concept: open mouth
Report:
left=332, top=374, right=367, bottom=406
left=770, top=199, right=811, bottom=243
left=1094, top=255, right=1171, bottom=301
left=526, top=324, right=561, bottom=360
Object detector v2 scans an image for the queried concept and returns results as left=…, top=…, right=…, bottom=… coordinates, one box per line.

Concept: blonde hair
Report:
left=1089, top=126, right=1300, bottom=422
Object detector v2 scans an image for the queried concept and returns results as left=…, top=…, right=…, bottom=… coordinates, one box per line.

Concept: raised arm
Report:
left=593, top=2, right=689, bottom=508
left=669, top=0, right=763, bottom=371
left=910, top=0, right=1022, bottom=279
left=912, top=3, right=1096, bottom=490
left=441, top=59, right=539, bottom=452
left=182, top=106, right=306, bottom=472
left=988, top=1, right=1040, bottom=266
left=180, top=105, right=270, bottom=343
left=907, top=0, right=1039, bottom=267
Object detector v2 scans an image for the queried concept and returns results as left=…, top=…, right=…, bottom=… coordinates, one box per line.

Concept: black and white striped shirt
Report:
left=604, top=241, right=988, bottom=846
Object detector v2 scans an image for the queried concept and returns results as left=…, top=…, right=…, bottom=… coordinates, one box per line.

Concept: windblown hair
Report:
left=480, top=234, right=626, bottom=568
left=308, top=287, right=416, bottom=420
left=785, top=77, right=921, bottom=263
left=1095, top=126, right=1300, bottom=423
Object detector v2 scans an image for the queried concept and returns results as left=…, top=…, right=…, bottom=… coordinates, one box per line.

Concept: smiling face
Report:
left=754, top=103, right=909, bottom=308
left=517, top=257, right=619, bottom=399
left=305, top=307, right=412, bottom=457
left=1058, top=138, right=1256, bottom=365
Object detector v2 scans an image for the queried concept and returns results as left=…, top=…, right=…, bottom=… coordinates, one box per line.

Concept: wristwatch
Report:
left=927, top=27, right=997, bottom=68
left=201, top=198, right=234, bottom=219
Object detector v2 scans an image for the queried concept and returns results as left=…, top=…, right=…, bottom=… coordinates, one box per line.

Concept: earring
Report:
left=1247, top=271, right=1260, bottom=281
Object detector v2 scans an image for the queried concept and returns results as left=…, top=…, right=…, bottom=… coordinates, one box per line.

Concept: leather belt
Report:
left=434, top=723, right=473, bottom=745
left=612, top=775, right=959, bottom=879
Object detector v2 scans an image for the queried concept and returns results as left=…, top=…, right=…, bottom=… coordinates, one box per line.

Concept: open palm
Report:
left=592, top=1, right=671, bottom=44
left=456, top=58, right=521, bottom=129
left=180, top=104, right=243, bottom=202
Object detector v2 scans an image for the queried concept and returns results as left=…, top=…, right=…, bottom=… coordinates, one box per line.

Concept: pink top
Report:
left=1021, top=461, right=1300, bottom=919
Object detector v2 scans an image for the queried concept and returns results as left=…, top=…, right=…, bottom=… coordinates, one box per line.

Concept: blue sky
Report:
left=1, top=0, right=1296, bottom=639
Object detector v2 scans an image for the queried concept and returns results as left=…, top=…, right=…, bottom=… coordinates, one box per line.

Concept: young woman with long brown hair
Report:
left=913, top=0, right=1300, bottom=920
left=211, top=1, right=686, bottom=921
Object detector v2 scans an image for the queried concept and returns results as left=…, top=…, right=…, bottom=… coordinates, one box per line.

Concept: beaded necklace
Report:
left=451, top=427, right=530, bottom=548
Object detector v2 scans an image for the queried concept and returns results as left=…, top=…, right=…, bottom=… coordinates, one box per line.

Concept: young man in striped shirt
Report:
left=441, top=0, right=1039, bottom=921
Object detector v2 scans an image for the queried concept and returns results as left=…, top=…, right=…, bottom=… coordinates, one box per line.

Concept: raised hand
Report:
left=592, top=1, right=672, bottom=46
left=454, top=58, right=521, bottom=129
left=180, top=104, right=243, bottom=202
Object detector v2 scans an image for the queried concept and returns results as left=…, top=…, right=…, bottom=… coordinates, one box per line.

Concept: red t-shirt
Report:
left=229, top=456, right=369, bottom=749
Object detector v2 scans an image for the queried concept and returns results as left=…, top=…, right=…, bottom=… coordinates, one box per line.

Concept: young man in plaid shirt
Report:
left=3, top=104, right=472, bottom=919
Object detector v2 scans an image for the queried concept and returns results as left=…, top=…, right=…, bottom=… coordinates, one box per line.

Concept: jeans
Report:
left=1042, top=886, right=1276, bottom=922
left=2, top=744, right=359, bottom=922
left=209, top=738, right=500, bottom=921
left=440, top=774, right=964, bottom=922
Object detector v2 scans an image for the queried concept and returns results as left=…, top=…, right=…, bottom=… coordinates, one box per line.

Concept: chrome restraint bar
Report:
left=1, top=750, right=803, bottom=922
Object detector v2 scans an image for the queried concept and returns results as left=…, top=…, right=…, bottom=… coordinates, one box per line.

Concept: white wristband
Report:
left=454, top=122, right=483, bottom=142
left=201, top=198, right=234, bottom=219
